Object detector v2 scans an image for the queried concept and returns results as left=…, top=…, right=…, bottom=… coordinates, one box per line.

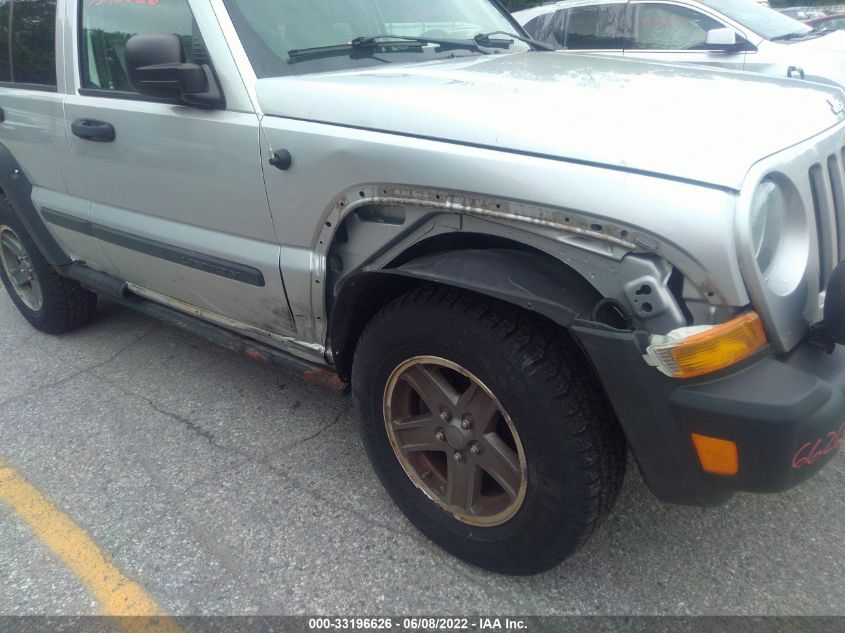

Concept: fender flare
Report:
left=0, top=144, right=70, bottom=266
left=329, top=248, right=602, bottom=381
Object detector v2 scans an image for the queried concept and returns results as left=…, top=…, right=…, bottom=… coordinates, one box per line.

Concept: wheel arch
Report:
left=329, top=239, right=605, bottom=382
left=0, top=143, right=70, bottom=267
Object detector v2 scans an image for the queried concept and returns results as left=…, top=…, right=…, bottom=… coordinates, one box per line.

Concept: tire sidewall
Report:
left=353, top=291, right=605, bottom=571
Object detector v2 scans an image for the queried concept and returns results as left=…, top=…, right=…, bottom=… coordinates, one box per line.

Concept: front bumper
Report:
left=574, top=324, right=845, bottom=507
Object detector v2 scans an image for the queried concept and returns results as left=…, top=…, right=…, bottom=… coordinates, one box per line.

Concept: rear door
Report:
left=623, top=1, right=747, bottom=71
left=63, top=0, right=296, bottom=337
left=0, top=0, right=115, bottom=275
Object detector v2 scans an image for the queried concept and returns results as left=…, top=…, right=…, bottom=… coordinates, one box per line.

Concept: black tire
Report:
left=0, top=199, right=97, bottom=334
left=352, top=286, right=626, bottom=575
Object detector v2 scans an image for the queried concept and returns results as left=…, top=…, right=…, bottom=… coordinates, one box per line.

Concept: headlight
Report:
left=749, top=178, right=785, bottom=275
left=747, top=176, right=809, bottom=297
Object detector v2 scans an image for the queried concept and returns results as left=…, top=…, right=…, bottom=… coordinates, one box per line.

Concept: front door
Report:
left=532, top=3, right=630, bottom=57
left=63, top=0, right=296, bottom=336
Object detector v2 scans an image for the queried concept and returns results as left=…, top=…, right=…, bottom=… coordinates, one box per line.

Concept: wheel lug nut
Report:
left=435, top=431, right=446, bottom=442
left=454, top=452, right=465, bottom=463
left=461, top=416, right=473, bottom=430
left=470, top=444, right=482, bottom=456
left=439, top=410, right=453, bottom=423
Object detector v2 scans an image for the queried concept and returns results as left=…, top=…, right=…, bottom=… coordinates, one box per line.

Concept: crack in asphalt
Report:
left=276, top=407, right=346, bottom=454
left=100, top=377, right=291, bottom=481
left=94, top=375, right=353, bottom=489
left=0, top=324, right=158, bottom=410
left=90, top=385, right=412, bottom=585
left=143, top=398, right=216, bottom=443
left=97, top=387, right=408, bottom=539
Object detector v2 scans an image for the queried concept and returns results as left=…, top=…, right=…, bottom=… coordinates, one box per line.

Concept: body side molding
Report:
left=42, top=207, right=265, bottom=287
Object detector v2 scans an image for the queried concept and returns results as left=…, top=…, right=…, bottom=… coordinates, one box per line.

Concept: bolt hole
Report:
left=642, top=302, right=653, bottom=313
left=496, top=203, right=501, bottom=209
left=564, top=217, right=571, bottom=223
left=435, top=195, right=441, bottom=200
left=326, top=221, right=332, bottom=228
left=359, top=191, right=365, bottom=198
left=635, top=285, right=652, bottom=296
left=620, top=230, right=629, bottom=238
left=590, top=223, right=604, bottom=232
left=707, top=291, right=715, bottom=298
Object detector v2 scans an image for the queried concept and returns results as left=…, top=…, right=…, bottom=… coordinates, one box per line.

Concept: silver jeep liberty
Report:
left=1, top=0, right=844, bottom=575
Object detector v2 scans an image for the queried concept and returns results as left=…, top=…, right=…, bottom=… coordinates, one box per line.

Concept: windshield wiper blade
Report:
left=771, top=31, right=812, bottom=41
left=474, top=30, right=556, bottom=51
left=288, top=34, right=489, bottom=63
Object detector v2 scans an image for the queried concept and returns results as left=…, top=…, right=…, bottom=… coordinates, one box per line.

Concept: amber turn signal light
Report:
left=646, top=312, right=768, bottom=379
left=691, top=434, right=739, bottom=476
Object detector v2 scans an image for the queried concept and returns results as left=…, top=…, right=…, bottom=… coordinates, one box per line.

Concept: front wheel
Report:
left=352, top=286, right=626, bottom=575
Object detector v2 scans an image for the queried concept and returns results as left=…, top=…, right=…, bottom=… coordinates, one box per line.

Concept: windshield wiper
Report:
left=771, top=31, right=818, bottom=41
left=288, top=34, right=491, bottom=63
left=474, top=30, right=556, bottom=51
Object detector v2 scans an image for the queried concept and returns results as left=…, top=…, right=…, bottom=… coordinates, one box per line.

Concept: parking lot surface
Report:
left=0, top=291, right=843, bottom=616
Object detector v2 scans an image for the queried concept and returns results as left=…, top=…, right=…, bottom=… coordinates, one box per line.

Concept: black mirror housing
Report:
left=126, top=33, right=223, bottom=108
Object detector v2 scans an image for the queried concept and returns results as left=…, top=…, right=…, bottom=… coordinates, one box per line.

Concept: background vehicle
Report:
left=779, top=7, right=828, bottom=20
left=1, top=0, right=844, bottom=575
left=515, top=0, right=845, bottom=89
left=808, top=11, right=845, bottom=29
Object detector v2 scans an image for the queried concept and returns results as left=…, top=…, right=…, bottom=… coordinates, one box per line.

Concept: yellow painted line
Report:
left=0, top=463, right=183, bottom=633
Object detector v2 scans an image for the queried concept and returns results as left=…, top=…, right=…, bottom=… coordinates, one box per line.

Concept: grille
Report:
left=808, top=151, right=845, bottom=288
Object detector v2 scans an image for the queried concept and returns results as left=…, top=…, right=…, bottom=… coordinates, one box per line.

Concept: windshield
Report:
left=703, top=0, right=812, bottom=40
left=222, top=0, right=529, bottom=77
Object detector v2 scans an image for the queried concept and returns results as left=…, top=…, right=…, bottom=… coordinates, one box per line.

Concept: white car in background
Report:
left=515, top=0, right=845, bottom=90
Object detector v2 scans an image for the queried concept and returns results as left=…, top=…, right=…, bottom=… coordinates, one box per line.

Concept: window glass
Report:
left=565, top=4, right=628, bottom=50
left=523, top=9, right=568, bottom=48
left=632, top=3, right=726, bottom=49
left=80, top=0, right=194, bottom=92
left=0, top=1, right=9, bottom=83
left=10, top=0, right=57, bottom=85
left=823, top=18, right=845, bottom=30
left=223, top=0, right=528, bottom=78
left=704, top=0, right=809, bottom=40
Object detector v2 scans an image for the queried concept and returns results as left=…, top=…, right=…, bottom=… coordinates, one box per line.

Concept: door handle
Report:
left=71, top=119, right=116, bottom=142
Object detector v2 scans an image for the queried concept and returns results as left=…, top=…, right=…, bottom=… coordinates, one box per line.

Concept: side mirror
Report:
left=126, top=33, right=223, bottom=108
left=704, top=27, right=743, bottom=51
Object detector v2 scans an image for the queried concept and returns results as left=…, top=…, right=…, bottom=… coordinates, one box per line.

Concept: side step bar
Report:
left=62, top=264, right=346, bottom=392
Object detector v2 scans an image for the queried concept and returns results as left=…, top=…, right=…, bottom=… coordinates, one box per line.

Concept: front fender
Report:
left=330, top=248, right=601, bottom=380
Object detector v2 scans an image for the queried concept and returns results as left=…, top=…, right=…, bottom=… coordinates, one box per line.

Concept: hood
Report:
left=775, top=31, right=845, bottom=89
left=788, top=29, right=845, bottom=53
left=256, top=52, right=845, bottom=190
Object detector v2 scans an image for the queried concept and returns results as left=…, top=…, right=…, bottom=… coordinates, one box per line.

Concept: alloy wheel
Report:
left=383, top=356, right=528, bottom=527
left=0, top=225, right=43, bottom=312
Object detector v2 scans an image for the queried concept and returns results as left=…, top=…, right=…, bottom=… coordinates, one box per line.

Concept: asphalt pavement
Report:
left=0, top=291, right=843, bottom=616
